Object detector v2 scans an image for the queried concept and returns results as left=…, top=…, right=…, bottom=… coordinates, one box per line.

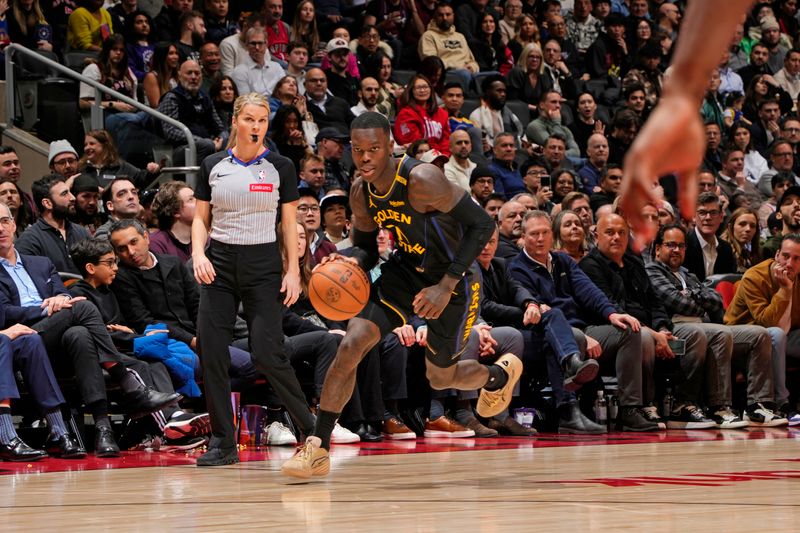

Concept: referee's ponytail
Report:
left=226, top=92, right=271, bottom=150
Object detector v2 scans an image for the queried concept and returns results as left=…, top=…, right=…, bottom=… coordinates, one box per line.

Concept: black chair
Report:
left=36, top=78, right=84, bottom=148
left=63, top=51, right=98, bottom=73
left=13, top=50, right=59, bottom=80
left=505, top=99, right=531, bottom=127
left=461, top=97, right=481, bottom=118
left=392, top=69, right=415, bottom=86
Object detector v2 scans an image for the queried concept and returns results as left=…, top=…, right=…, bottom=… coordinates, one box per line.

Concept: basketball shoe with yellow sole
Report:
left=476, top=353, right=523, bottom=418
left=281, top=437, right=330, bottom=479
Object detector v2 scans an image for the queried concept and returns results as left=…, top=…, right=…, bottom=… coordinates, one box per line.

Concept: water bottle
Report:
left=594, top=390, right=608, bottom=425
left=662, top=387, right=674, bottom=418
left=608, top=394, right=619, bottom=429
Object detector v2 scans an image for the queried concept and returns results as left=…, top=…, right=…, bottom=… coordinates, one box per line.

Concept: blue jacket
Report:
left=0, top=253, right=69, bottom=327
left=133, top=323, right=201, bottom=397
left=507, top=250, right=619, bottom=329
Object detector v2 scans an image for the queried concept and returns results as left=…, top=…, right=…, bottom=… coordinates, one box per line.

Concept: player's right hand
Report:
left=193, top=253, right=216, bottom=285
left=316, top=253, right=358, bottom=270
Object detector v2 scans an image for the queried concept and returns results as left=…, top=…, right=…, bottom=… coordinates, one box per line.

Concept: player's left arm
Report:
left=408, top=164, right=496, bottom=319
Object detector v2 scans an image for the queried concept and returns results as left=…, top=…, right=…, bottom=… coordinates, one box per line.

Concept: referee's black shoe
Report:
left=562, top=353, right=599, bottom=392
left=197, top=446, right=239, bottom=467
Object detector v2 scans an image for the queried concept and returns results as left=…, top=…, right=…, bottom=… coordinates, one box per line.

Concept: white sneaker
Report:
left=744, top=403, right=789, bottom=427
left=331, top=423, right=360, bottom=444
left=265, top=422, right=298, bottom=446
left=709, top=406, right=749, bottom=429
left=640, top=405, right=666, bottom=430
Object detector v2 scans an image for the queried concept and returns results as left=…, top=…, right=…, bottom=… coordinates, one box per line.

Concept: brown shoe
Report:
left=382, top=417, right=417, bottom=440
left=462, top=415, right=499, bottom=438
left=487, top=417, right=537, bottom=436
left=423, top=416, right=475, bottom=438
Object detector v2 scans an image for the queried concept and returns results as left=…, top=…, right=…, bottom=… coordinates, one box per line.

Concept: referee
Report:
left=192, top=93, right=314, bottom=466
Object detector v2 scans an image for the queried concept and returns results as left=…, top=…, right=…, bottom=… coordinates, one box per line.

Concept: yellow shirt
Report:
left=67, top=7, right=113, bottom=50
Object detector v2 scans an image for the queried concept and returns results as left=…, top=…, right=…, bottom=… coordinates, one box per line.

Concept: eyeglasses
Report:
left=697, top=209, right=721, bottom=218
left=297, top=205, right=320, bottom=213
left=413, top=84, right=431, bottom=91
left=96, top=258, right=119, bottom=267
left=0, top=216, right=13, bottom=226
left=53, top=157, right=77, bottom=166
left=248, top=41, right=266, bottom=47
left=774, top=151, right=794, bottom=157
left=526, top=169, right=549, bottom=176
left=661, top=242, right=686, bottom=250
left=362, top=33, right=379, bottom=41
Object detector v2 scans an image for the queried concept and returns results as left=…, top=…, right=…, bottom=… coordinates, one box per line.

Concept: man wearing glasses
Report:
left=231, top=27, right=286, bottom=96
left=683, top=191, right=737, bottom=282
left=759, top=140, right=799, bottom=198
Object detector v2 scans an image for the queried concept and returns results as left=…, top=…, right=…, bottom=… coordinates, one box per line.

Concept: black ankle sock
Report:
left=314, top=409, right=340, bottom=450
left=88, top=400, right=109, bottom=422
left=484, top=364, right=509, bottom=391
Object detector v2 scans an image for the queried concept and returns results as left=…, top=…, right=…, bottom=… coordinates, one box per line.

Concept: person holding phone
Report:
left=579, top=213, right=717, bottom=430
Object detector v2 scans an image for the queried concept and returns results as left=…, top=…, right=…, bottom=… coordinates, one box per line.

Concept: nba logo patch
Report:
left=257, top=170, right=266, bottom=182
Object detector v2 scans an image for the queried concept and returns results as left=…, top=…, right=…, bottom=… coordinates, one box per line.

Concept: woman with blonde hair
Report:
left=721, top=207, right=761, bottom=273
left=507, top=13, right=539, bottom=63
left=192, top=92, right=315, bottom=466
left=505, top=41, right=552, bottom=114
left=552, top=209, right=587, bottom=263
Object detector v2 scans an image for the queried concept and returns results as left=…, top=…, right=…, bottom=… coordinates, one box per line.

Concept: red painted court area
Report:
left=4, top=427, right=799, bottom=476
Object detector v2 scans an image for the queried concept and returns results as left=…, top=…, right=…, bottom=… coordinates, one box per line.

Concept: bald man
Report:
left=444, top=130, right=477, bottom=192
left=351, top=77, right=382, bottom=116
left=578, top=133, right=609, bottom=193
left=305, top=67, right=356, bottom=132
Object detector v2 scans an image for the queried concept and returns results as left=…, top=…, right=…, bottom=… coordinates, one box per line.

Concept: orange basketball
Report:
left=308, top=261, right=371, bottom=321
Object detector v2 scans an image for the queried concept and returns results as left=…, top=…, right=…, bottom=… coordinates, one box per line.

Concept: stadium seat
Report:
left=706, top=273, right=743, bottom=310
left=63, top=51, right=99, bottom=73
left=14, top=50, right=60, bottom=80
left=505, top=99, right=531, bottom=126
left=393, top=69, right=415, bottom=86
left=461, top=97, right=481, bottom=118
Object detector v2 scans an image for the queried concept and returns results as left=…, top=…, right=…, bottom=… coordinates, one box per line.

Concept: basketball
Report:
left=308, top=260, right=371, bottom=321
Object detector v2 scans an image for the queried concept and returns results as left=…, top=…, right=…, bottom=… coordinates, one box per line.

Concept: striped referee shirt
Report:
left=196, top=149, right=299, bottom=245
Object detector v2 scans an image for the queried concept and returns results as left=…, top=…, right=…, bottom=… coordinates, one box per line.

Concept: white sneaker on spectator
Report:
left=265, top=422, right=298, bottom=446
left=331, top=423, right=360, bottom=443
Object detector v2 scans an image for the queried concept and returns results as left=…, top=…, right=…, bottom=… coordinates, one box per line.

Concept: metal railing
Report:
left=4, top=44, right=199, bottom=185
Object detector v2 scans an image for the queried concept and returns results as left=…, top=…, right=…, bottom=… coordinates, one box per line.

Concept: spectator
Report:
left=351, top=77, right=382, bottom=117
left=268, top=76, right=301, bottom=115
left=552, top=208, right=586, bottom=262
left=495, top=199, right=525, bottom=259
left=758, top=139, right=799, bottom=198
left=606, top=108, right=640, bottom=165
left=744, top=79, right=791, bottom=140
left=290, top=0, right=322, bottom=63
left=355, top=25, right=392, bottom=81
left=624, top=82, right=649, bottom=121
left=655, top=1, right=680, bottom=40
left=0, top=179, right=32, bottom=237
left=521, top=158, right=553, bottom=210
left=542, top=133, right=572, bottom=172
left=315, top=128, right=351, bottom=193
left=541, top=34, right=579, bottom=96
left=48, top=139, right=80, bottom=180
left=760, top=17, right=788, bottom=73
left=67, top=0, right=113, bottom=51
left=219, top=12, right=264, bottom=76
left=93, top=177, right=142, bottom=240
left=320, top=27, right=360, bottom=80
left=569, top=91, right=604, bottom=157
left=230, top=27, right=286, bottom=96
left=79, top=129, right=159, bottom=188
left=394, top=74, right=451, bottom=156
left=441, top=82, right=480, bottom=156
left=489, top=133, right=523, bottom=197
left=470, top=165, right=496, bottom=205
left=505, top=42, right=550, bottom=116
left=209, top=74, right=238, bottom=127
left=730, top=121, right=769, bottom=186
left=263, top=0, right=291, bottom=63
left=297, top=190, right=336, bottom=265
left=152, top=0, right=191, bottom=42
left=304, top=68, right=355, bottom=132
left=499, top=0, right=524, bottom=45
left=419, top=2, right=479, bottom=90
left=148, top=181, right=194, bottom=263
left=484, top=192, right=505, bottom=220
left=578, top=133, right=608, bottom=193
left=406, top=139, right=430, bottom=159
left=444, top=130, right=477, bottom=192
left=158, top=60, right=226, bottom=164
left=7, top=0, right=53, bottom=51
left=176, top=10, right=206, bottom=63
left=683, top=191, right=738, bottom=282
left=78, top=34, right=138, bottom=116
left=470, top=77, right=523, bottom=149
left=69, top=174, right=106, bottom=236
left=722, top=207, right=762, bottom=272
left=124, top=10, right=154, bottom=83
left=773, top=48, right=800, bottom=102
left=737, top=42, right=773, bottom=89
left=323, top=37, right=360, bottom=107
left=0, top=147, right=35, bottom=219
left=565, top=0, right=600, bottom=56
left=551, top=168, right=581, bottom=206
left=199, top=42, right=222, bottom=93
left=758, top=171, right=793, bottom=232
left=623, top=42, right=664, bottom=108
left=525, top=91, right=580, bottom=158
left=142, top=42, right=179, bottom=107
left=297, top=154, right=327, bottom=199
left=507, top=13, right=539, bottom=63
left=716, top=147, right=762, bottom=211
left=319, top=193, right=350, bottom=249
left=203, top=0, right=236, bottom=45
left=286, top=42, right=309, bottom=94
left=455, top=0, right=500, bottom=44
left=270, top=105, right=313, bottom=172
left=470, top=12, right=513, bottom=75
left=585, top=12, right=630, bottom=79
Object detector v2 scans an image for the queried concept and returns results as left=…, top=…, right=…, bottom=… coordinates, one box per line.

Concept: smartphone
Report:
left=667, top=338, right=686, bottom=356
left=540, top=176, right=550, bottom=188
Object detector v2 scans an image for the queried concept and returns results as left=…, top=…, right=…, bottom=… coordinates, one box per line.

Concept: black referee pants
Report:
left=198, top=240, right=315, bottom=450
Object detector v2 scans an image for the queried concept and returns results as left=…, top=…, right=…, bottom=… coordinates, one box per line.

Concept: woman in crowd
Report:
left=729, top=121, right=769, bottom=185
left=742, top=73, right=792, bottom=123
left=631, top=18, right=653, bottom=53
left=142, top=42, right=179, bottom=107
left=552, top=209, right=587, bottom=263
left=376, top=53, right=404, bottom=120
left=507, top=13, right=538, bottom=63
left=79, top=34, right=138, bottom=114
left=551, top=169, right=581, bottom=205
left=5, top=0, right=53, bottom=51
left=79, top=129, right=160, bottom=188
left=505, top=42, right=551, bottom=115
left=210, top=75, right=238, bottom=128
left=67, top=0, right=113, bottom=51
left=406, top=139, right=431, bottom=159
left=418, top=56, right=446, bottom=103
left=471, top=12, right=513, bottom=75
left=394, top=74, right=451, bottom=155
left=124, top=10, right=154, bottom=82
left=291, top=0, right=323, bottom=63
left=269, top=75, right=301, bottom=116
left=270, top=105, right=313, bottom=173
left=722, top=207, right=761, bottom=273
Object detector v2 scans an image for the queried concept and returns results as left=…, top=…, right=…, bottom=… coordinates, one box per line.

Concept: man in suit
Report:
left=0, top=203, right=179, bottom=456
left=683, top=191, right=737, bottom=282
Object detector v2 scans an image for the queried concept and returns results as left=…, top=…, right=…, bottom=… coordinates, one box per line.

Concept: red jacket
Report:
left=393, top=103, right=451, bottom=156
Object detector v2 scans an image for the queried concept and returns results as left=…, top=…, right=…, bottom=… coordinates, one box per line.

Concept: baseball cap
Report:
left=325, top=38, right=350, bottom=54
left=320, top=192, right=349, bottom=213
left=315, top=127, right=350, bottom=144
left=778, top=185, right=800, bottom=208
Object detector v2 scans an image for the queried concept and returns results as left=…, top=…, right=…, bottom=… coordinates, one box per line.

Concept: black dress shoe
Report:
left=196, top=446, right=239, bottom=467
left=562, top=353, right=599, bottom=392
left=0, top=437, right=47, bottom=462
left=46, top=433, right=87, bottom=459
left=355, top=423, right=383, bottom=442
left=126, top=387, right=182, bottom=418
left=95, top=426, right=121, bottom=457
left=558, top=403, right=607, bottom=434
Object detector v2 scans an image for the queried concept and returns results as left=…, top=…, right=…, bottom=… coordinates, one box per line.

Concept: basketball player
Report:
left=620, top=0, right=754, bottom=248
left=282, top=112, right=599, bottom=478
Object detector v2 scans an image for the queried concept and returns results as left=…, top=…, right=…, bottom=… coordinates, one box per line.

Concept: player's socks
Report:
left=484, top=364, right=509, bottom=391
left=314, top=410, right=340, bottom=450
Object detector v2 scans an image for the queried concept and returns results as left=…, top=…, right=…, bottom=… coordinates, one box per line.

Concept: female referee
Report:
left=192, top=92, right=315, bottom=466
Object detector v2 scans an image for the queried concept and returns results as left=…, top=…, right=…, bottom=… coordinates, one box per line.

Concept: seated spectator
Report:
left=304, top=68, right=355, bottom=132
left=285, top=42, right=309, bottom=95
left=722, top=207, right=762, bottom=272
left=542, top=133, right=573, bottom=172
left=444, top=130, right=477, bottom=192
left=354, top=24, right=392, bottom=83
left=67, top=0, right=113, bottom=51
left=271, top=105, right=313, bottom=172
left=7, top=0, right=53, bottom=52
left=394, top=74, right=451, bottom=156
left=157, top=60, right=226, bottom=164
left=16, top=174, right=89, bottom=274
left=48, top=140, right=80, bottom=181
left=419, top=3, right=479, bottom=90
left=750, top=98, right=783, bottom=157
left=78, top=34, right=138, bottom=117
left=622, top=42, right=664, bottom=109
left=570, top=92, right=604, bottom=158
left=0, top=179, right=31, bottom=237
left=375, top=54, right=403, bottom=119
left=589, top=165, right=622, bottom=212
left=507, top=13, right=538, bottom=63
left=525, top=91, right=580, bottom=157
left=579, top=133, right=608, bottom=193
left=683, top=191, right=738, bottom=282
left=297, top=154, right=327, bottom=199
left=406, top=139, right=431, bottom=159
left=209, top=74, right=238, bottom=127
left=469, top=76, right=524, bottom=149
left=219, top=12, right=264, bottom=76
left=758, top=171, right=793, bottom=232
left=520, top=159, right=553, bottom=211
left=297, top=190, right=336, bottom=265
left=79, top=129, right=160, bottom=189
left=441, top=82, right=480, bottom=155
left=541, top=37, right=578, bottom=101
left=268, top=76, right=302, bottom=115
left=320, top=27, right=360, bottom=79
left=0, top=323, right=85, bottom=460
left=263, top=0, right=290, bottom=63
left=148, top=181, right=195, bottom=263
left=505, top=42, right=550, bottom=116
left=319, top=193, right=350, bottom=250
left=552, top=209, right=587, bottom=262
left=489, top=132, right=523, bottom=198
left=151, top=0, right=191, bottom=43
left=69, top=174, right=107, bottom=236
left=774, top=48, right=800, bottom=103
left=470, top=165, right=496, bottom=206
left=315, top=128, right=351, bottom=193
left=124, top=10, right=154, bottom=82
left=551, top=168, right=581, bottom=206
left=509, top=210, right=658, bottom=431
left=142, top=42, right=180, bottom=108
left=758, top=140, right=800, bottom=198
left=351, top=77, right=382, bottom=117
left=0, top=203, right=180, bottom=456
left=730, top=121, right=769, bottom=186
left=203, top=0, right=236, bottom=45
left=470, top=12, right=513, bottom=75
left=607, top=109, right=641, bottom=165
left=495, top=199, right=525, bottom=259
left=176, top=10, right=206, bottom=63
left=724, top=233, right=800, bottom=422
left=199, top=42, right=222, bottom=93
left=290, top=0, right=321, bottom=63
left=231, top=27, right=287, bottom=96
left=581, top=214, right=716, bottom=430
left=484, top=192, right=506, bottom=220
left=93, top=177, right=141, bottom=240
left=701, top=71, right=725, bottom=131
left=585, top=12, right=630, bottom=80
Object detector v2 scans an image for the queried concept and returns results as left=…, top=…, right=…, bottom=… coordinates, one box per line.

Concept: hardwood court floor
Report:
left=3, top=429, right=800, bottom=532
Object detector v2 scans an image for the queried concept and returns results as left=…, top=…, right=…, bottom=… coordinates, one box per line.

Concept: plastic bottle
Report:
left=607, top=394, right=619, bottom=429
left=662, top=387, right=674, bottom=418
left=594, top=390, right=608, bottom=425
